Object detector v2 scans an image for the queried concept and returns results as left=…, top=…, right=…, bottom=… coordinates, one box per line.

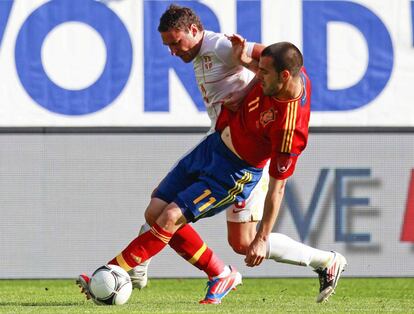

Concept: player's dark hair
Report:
left=261, top=42, right=303, bottom=77
left=158, top=4, right=204, bottom=33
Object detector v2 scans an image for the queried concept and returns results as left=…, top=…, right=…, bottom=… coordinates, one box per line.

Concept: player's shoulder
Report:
left=244, top=81, right=264, bottom=102
left=300, top=67, right=311, bottom=89
left=299, top=67, right=311, bottom=108
left=203, top=30, right=224, bottom=41
left=202, top=31, right=223, bottom=47
left=201, top=30, right=229, bottom=53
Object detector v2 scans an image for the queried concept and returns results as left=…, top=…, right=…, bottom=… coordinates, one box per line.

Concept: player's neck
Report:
left=193, top=31, right=205, bottom=58
left=273, top=78, right=303, bottom=102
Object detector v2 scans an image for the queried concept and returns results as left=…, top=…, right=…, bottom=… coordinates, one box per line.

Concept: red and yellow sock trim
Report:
left=187, top=242, right=207, bottom=265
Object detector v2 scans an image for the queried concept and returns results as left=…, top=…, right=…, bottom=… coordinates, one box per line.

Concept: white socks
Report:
left=266, top=233, right=333, bottom=269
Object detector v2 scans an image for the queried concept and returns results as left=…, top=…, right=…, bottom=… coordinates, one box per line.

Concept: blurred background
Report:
left=0, top=0, right=413, bottom=279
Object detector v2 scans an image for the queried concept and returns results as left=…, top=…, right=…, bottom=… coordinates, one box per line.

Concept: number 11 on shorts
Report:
left=193, top=189, right=216, bottom=212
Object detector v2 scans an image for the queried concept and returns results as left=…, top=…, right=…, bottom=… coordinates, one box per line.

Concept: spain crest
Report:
left=260, top=108, right=276, bottom=127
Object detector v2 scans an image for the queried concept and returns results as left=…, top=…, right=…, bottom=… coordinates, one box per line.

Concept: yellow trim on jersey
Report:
left=188, top=243, right=207, bottom=265
left=150, top=227, right=171, bottom=244
left=214, top=172, right=253, bottom=208
left=116, top=254, right=133, bottom=271
left=248, top=97, right=260, bottom=112
left=281, top=101, right=298, bottom=153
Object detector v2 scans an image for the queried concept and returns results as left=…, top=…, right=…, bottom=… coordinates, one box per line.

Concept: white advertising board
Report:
left=0, top=132, right=413, bottom=278
left=0, top=0, right=413, bottom=126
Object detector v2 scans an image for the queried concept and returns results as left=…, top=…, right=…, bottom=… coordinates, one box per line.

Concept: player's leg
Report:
left=108, top=201, right=186, bottom=270
left=163, top=138, right=264, bottom=304
left=140, top=197, right=242, bottom=304
left=226, top=209, right=336, bottom=269
left=227, top=220, right=257, bottom=255
left=127, top=133, right=234, bottom=291
left=79, top=132, right=258, bottom=303
left=130, top=199, right=229, bottom=289
left=76, top=198, right=176, bottom=301
left=169, top=224, right=227, bottom=278
left=77, top=200, right=183, bottom=301
left=127, top=136, right=210, bottom=290
left=226, top=166, right=347, bottom=302
left=225, top=168, right=267, bottom=254
left=112, top=178, right=245, bottom=304
left=137, top=194, right=240, bottom=295
left=170, top=180, right=246, bottom=304
left=128, top=197, right=167, bottom=289
left=266, top=233, right=347, bottom=302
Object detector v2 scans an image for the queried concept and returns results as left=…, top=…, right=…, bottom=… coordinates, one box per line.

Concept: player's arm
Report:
left=218, top=76, right=259, bottom=112
left=245, top=127, right=301, bottom=267
left=244, top=176, right=286, bottom=267
left=226, top=34, right=264, bottom=73
left=251, top=42, right=265, bottom=61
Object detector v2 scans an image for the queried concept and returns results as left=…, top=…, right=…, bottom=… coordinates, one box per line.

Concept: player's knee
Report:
left=230, top=243, right=248, bottom=255
left=228, top=238, right=250, bottom=255
left=158, top=204, right=184, bottom=228
left=144, top=208, right=156, bottom=226
left=144, top=198, right=168, bottom=226
left=227, top=221, right=257, bottom=255
left=144, top=203, right=160, bottom=226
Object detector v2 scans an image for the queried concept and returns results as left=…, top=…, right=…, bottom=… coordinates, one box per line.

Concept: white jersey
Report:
left=192, top=31, right=255, bottom=132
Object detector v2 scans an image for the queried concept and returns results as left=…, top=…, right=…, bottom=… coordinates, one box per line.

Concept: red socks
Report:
left=169, top=224, right=225, bottom=278
left=109, top=223, right=225, bottom=278
left=109, top=224, right=173, bottom=271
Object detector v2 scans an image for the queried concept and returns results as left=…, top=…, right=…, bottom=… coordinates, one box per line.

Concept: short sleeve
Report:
left=268, top=153, right=298, bottom=179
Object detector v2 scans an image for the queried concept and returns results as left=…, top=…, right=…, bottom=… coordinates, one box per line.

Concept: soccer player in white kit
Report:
left=129, top=4, right=346, bottom=303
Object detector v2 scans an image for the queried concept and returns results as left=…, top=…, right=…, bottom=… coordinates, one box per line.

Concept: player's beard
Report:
left=262, top=75, right=283, bottom=96
left=179, top=53, right=194, bottom=63
left=178, top=40, right=202, bottom=63
left=262, top=82, right=281, bottom=96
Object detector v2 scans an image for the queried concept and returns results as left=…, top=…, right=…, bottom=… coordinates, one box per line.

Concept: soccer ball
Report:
left=89, top=264, right=133, bottom=305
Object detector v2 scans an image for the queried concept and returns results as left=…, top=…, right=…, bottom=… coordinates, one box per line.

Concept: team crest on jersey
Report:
left=203, top=56, right=213, bottom=70
left=276, top=154, right=293, bottom=174
left=260, top=108, right=276, bottom=127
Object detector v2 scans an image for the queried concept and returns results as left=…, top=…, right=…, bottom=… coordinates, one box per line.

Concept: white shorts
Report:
left=226, top=162, right=269, bottom=223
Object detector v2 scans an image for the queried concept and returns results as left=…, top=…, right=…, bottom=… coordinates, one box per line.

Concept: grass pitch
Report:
left=0, top=278, right=413, bottom=313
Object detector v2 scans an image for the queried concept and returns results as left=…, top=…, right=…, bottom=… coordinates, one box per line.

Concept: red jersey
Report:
left=217, top=67, right=311, bottom=179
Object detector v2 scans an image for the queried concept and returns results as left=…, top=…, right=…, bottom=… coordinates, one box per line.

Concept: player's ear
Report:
left=281, top=70, right=290, bottom=81
left=189, top=24, right=198, bottom=37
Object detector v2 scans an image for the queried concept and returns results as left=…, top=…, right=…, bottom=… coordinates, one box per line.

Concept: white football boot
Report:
left=315, top=251, right=347, bottom=303
left=128, top=258, right=151, bottom=289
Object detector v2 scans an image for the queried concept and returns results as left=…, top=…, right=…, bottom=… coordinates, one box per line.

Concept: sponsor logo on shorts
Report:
left=233, top=200, right=246, bottom=213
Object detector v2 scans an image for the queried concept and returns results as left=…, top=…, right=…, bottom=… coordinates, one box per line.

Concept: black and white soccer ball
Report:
left=89, top=264, right=132, bottom=305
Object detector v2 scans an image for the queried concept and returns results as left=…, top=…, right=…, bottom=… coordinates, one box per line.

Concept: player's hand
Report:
left=215, top=92, right=243, bottom=112
left=225, top=33, right=251, bottom=66
left=244, top=237, right=267, bottom=267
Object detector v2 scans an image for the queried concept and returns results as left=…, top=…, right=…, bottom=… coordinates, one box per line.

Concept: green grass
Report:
left=0, top=278, right=413, bottom=313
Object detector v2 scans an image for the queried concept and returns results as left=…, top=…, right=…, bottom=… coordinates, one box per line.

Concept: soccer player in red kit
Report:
left=221, top=41, right=347, bottom=299
left=218, top=43, right=313, bottom=265
left=79, top=41, right=347, bottom=304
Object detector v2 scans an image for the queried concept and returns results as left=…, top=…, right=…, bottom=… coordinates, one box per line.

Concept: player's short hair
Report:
left=261, top=42, right=303, bottom=77
left=158, top=4, right=204, bottom=33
